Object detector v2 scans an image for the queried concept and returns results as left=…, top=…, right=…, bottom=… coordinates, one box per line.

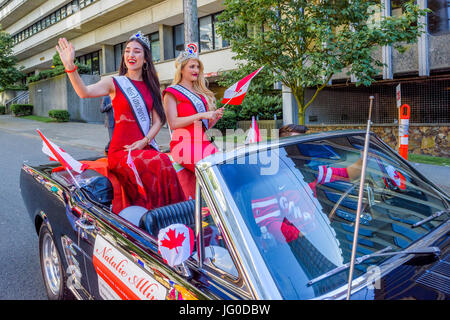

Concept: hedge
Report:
left=0, top=105, right=5, bottom=115
left=48, top=109, right=70, bottom=122
left=11, top=104, right=33, bottom=116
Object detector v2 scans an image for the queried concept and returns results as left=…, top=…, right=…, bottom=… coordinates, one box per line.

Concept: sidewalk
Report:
left=0, top=114, right=171, bottom=152
left=1, top=114, right=448, bottom=194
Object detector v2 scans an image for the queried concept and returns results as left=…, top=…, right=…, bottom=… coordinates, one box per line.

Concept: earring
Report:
left=143, top=62, right=148, bottom=71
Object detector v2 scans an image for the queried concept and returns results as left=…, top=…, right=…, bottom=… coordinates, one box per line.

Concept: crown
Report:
left=129, top=31, right=150, bottom=49
left=176, top=42, right=199, bottom=63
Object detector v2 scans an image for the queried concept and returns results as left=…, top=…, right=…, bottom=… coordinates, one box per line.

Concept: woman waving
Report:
left=56, top=32, right=185, bottom=210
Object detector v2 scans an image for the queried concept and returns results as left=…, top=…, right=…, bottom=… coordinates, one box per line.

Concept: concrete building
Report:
left=1, top=0, right=236, bottom=121
left=1, top=0, right=448, bottom=156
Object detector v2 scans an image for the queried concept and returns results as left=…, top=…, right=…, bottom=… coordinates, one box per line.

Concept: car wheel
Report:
left=38, top=224, right=72, bottom=300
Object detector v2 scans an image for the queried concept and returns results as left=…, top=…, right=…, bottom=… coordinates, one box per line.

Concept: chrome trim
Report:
left=197, top=164, right=282, bottom=299
left=195, top=181, right=204, bottom=268
left=42, top=232, right=62, bottom=296
left=198, top=130, right=367, bottom=169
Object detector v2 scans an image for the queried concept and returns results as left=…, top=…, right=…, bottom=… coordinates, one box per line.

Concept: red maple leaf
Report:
left=160, top=228, right=186, bottom=254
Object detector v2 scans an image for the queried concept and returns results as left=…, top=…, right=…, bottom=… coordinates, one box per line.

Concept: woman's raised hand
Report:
left=55, top=38, right=76, bottom=70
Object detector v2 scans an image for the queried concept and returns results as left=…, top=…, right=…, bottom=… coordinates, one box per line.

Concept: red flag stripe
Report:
left=37, top=129, right=72, bottom=170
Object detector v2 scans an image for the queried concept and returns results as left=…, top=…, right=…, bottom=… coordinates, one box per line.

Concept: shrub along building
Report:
left=1, top=0, right=449, bottom=156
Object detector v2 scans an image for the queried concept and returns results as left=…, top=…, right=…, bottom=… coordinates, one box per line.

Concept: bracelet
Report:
left=143, top=136, right=150, bottom=143
left=65, top=65, right=78, bottom=73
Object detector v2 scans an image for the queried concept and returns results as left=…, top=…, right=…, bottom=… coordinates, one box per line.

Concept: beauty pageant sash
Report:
left=114, top=76, right=159, bottom=151
left=169, top=84, right=209, bottom=130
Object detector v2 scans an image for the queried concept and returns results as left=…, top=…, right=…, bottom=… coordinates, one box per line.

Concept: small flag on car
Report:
left=221, top=66, right=264, bottom=106
left=245, top=116, right=261, bottom=144
left=37, top=129, right=87, bottom=174
left=126, top=148, right=147, bottom=200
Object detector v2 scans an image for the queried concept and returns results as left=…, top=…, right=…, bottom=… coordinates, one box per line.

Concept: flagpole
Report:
left=346, top=96, right=375, bottom=300
left=221, top=88, right=243, bottom=108
left=220, top=66, right=264, bottom=109
left=66, top=167, right=82, bottom=190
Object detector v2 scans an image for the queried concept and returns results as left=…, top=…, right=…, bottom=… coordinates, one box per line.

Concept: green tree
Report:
left=217, top=0, right=427, bottom=124
left=0, top=28, right=24, bottom=89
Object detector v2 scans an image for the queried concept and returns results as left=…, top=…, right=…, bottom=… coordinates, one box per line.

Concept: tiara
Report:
left=176, top=43, right=199, bottom=63
left=129, top=31, right=150, bottom=49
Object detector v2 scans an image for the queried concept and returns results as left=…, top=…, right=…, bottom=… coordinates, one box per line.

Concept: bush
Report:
left=213, top=109, right=237, bottom=133
left=0, top=105, right=5, bottom=114
left=11, top=104, right=33, bottom=116
left=48, top=109, right=70, bottom=122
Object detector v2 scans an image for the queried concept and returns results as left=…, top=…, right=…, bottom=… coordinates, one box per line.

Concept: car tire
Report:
left=38, top=224, right=73, bottom=300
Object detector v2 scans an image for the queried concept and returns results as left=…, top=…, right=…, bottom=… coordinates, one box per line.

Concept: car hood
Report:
left=349, top=225, right=449, bottom=300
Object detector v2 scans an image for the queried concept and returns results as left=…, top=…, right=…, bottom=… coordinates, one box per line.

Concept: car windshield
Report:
left=217, top=134, right=448, bottom=299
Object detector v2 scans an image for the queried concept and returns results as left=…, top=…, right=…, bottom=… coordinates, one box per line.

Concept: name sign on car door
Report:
left=93, top=235, right=167, bottom=300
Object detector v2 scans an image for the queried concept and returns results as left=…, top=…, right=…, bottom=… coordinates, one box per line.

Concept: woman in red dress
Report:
left=56, top=33, right=185, bottom=210
left=163, top=44, right=224, bottom=172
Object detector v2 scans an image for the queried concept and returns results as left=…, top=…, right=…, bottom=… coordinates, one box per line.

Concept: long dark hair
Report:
left=119, top=38, right=166, bottom=125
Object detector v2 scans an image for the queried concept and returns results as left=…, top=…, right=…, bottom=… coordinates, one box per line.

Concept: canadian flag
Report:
left=37, top=129, right=87, bottom=174
left=126, top=148, right=147, bottom=200
left=158, top=224, right=195, bottom=268
left=245, top=116, right=261, bottom=144
left=221, top=66, right=264, bottom=105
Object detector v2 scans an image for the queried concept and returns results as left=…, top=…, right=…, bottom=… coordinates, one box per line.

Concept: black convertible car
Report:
left=20, top=130, right=449, bottom=300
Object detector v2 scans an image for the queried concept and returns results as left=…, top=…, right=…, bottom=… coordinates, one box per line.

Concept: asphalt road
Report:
left=0, top=129, right=102, bottom=300
left=0, top=115, right=448, bottom=300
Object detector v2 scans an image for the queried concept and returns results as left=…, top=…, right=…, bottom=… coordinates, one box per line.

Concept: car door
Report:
left=70, top=191, right=205, bottom=300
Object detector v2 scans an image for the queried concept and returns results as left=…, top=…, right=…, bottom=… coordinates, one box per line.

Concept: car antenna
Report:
left=346, top=95, right=375, bottom=300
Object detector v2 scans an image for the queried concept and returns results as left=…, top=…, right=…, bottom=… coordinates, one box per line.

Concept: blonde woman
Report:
left=163, top=43, right=224, bottom=172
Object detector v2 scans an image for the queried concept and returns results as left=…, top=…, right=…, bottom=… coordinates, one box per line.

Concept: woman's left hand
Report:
left=124, top=138, right=148, bottom=151
left=215, top=107, right=224, bottom=120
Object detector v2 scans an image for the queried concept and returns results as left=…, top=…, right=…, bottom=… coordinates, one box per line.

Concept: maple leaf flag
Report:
left=221, top=66, right=264, bottom=105
left=158, top=224, right=195, bottom=267
left=37, top=129, right=87, bottom=174
left=126, top=148, right=147, bottom=200
left=245, top=116, right=261, bottom=144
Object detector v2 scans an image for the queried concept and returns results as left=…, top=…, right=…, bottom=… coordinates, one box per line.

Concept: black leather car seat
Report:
left=139, top=200, right=196, bottom=237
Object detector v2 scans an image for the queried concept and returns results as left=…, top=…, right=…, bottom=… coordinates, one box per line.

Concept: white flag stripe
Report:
left=41, top=136, right=85, bottom=173
left=127, top=149, right=144, bottom=188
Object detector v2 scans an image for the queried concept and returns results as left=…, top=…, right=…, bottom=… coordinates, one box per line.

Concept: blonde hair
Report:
left=172, top=58, right=216, bottom=111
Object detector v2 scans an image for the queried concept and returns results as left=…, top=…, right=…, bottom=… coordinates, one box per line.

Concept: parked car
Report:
left=20, top=130, right=449, bottom=300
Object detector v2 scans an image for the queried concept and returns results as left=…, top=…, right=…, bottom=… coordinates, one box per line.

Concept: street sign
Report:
left=396, top=83, right=401, bottom=108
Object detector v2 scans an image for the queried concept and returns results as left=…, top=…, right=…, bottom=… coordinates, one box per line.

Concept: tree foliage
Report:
left=0, top=29, right=24, bottom=90
left=217, top=0, right=427, bottom=124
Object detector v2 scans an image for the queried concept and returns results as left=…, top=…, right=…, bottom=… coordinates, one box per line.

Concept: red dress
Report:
left=163, top=87, right=218, bottom=172
left=108, top=79, right=185, bottom=210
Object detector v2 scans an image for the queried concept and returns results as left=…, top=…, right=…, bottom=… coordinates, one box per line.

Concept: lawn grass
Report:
left=408, top=154, right=450, bottom=167
left=21, top=115, right=56, bottom=123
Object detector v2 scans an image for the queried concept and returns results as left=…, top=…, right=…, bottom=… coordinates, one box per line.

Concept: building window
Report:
left=114, top=42, right=125, bottom=71
left=428, top=0, right=450, bottom=34
left=76, top=50, right=100, bottom=75
left=12, top=0, right=97, bottom=46
left=149, top=32, right=160, bottom=62
left=173, top=24, right=185, bottom=58
left=213, top=12, right=228, bottom=50
left=199, top=15, right=213, bottom=52
left=92, top=51, right=100, bottom=75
